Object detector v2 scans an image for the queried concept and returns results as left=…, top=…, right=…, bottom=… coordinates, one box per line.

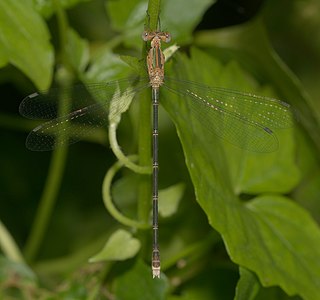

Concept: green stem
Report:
left=102, top=156, right=149, bottom=229
left=109, top=123, right=151, bottom=174
left=137, top=0, right=162, bottom=225
left=138, top=0, right=160, bottom=222
left=24, top=146, right=68, bottom=262
left=53, top=0, right=69, bottom=66
left=146, top=0, right=161, bottom=31
left=24, top=0, right=70, bottom=263
left=137, top=90, right=152, bottom=223
left=136, top=0, right=162, bottom=259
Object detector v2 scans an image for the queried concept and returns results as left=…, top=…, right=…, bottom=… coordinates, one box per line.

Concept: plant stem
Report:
left=102, top=157, right=149, bottom=229
left=138, top=0, right=162, bottom=221
left=24, top=0, right=70, bottom=263
left=137, top=90, right=152, bottom=224
left=109, top=123, right=151, bottom=174
left=24, top=146, right=68, bottom=262
left=53, top=0, right=69, bottom=67
left=137, top=0, right=162, bottom=258
left=146, top=0, right=161, bottom=30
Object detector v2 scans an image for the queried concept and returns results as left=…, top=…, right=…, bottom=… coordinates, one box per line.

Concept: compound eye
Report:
left=165, top=33, right=171, bottom=43
left=142, top=31, right=149, bottom=41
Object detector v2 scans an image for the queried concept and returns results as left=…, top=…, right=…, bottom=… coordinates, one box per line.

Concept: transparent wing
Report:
left=163, top=77, right=294, bottom=152
left=20, top=78, right=150, bottom=151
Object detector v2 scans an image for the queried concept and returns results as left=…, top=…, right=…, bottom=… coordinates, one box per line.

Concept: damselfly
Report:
left=20, top=31, right=294, bottom=278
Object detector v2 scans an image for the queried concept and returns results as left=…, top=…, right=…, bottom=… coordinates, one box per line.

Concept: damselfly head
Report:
left=156, top=32, right=171, bottom=43
left=142, top=31, right=171, bottom=43
left=163, top=32, right=171, bottom=43
left=142, top=30, right=150, bottom=41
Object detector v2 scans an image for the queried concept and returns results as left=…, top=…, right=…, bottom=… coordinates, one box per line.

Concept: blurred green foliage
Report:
left=0, top=0, right=320, bottom=299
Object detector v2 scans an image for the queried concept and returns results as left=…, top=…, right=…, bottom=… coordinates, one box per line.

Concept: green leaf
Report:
left=166, top=48, right=299, bottom=195
left=225, top=133, right=299, bottom=195
left=107, top=0, right=146, bottom=32
left=240, top=197, right=320, bottom=297
left=159, top=183, right=185, bottom=217
left=106, top=0, right=147, bottom=48
left=208, top=60, right=300, bottom=194
left=163, top=44, right=180, bottom=62
left=194, top=20, right=320, bottom=151
left=235, top=267, right=260, bottom=300
left=89, top=229, right=140, bottom=262
left=108, top=85, right=135, bottom=125
left=295, top=167, right=320, bottom=222
left=0, top=0, right=53, bottom=90
left=0, top=46, right=8, bottom=68
left=120, top=55, right=146, bottom=76
left=162, top=49, right=320, bottom=299
left=84, top=48, right=132, bottom=83
left=162, top=0, right=215, bottom=43
left=113, top=259, right=169, bottom=300
left=294, top=128, right=320, bottom=223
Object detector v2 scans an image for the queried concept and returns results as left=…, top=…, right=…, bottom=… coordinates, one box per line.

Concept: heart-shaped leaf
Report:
left=89, top=229, right=140, bottom=262
left=161, top=48, right=320, bottom=299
